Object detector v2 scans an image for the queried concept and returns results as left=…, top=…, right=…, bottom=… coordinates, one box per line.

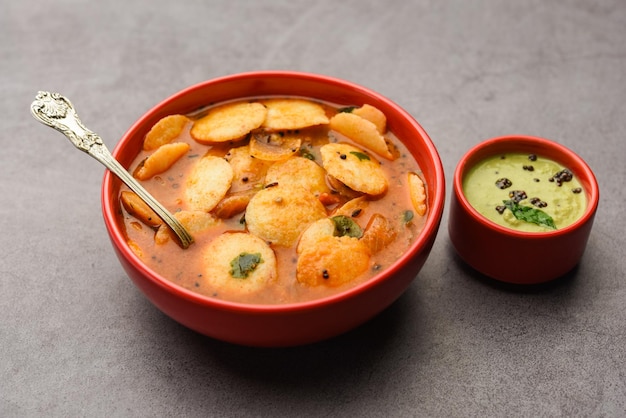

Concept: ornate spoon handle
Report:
left=30, top=91, right=194, bottom=249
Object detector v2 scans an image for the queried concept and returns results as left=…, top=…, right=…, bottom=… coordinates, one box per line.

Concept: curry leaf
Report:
left=503, top=200, right=557, bottom=230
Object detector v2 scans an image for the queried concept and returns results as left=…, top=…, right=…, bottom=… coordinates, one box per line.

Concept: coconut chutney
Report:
left=463, top=153, right=586, bottom=232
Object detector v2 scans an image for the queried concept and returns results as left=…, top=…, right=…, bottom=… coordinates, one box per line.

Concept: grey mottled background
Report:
left=2, top=0, right=625, bottom=416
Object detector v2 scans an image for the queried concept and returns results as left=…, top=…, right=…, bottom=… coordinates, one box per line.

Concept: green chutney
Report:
left=463, top=153, right=587, bottom=232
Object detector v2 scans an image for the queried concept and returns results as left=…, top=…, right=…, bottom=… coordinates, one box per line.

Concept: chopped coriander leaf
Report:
left=402, top=210, right=414, bottom=224
left=331, top=215, right=363, bottom=238
left=299, top=147, right=315, bottom=161
left=338, top=106, right=356, bottom=113
left=229, top=252, right=263, bottom=278
left=350, top=151, right=370, bottom=161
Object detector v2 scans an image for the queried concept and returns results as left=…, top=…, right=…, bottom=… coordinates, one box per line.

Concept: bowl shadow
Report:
left=132, top=282, right=422, bottom=400
left=200, top=290, right=414, bottom=379
left=447, top=241, right=578, bottom=294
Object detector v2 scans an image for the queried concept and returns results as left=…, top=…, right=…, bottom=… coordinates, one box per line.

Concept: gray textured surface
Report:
left=2, top=0, right=625, bottom=416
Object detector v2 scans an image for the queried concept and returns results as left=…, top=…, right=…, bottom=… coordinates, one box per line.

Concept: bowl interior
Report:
left=102, top=71, right=446, bottom=311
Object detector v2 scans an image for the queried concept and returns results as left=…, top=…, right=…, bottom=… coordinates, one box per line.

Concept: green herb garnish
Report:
left=503, top=200, right=556, bottom=230
left=299, top=147, right=315, bottom=161
left=350, top=151, right=370, bottom=161
left=229, top=252, right=263, bottom=278
left=402, top=210, right=414, bottom=225
left=331, top=215, right=363, bottom=238
left=338, top=106, right=356, bottom=113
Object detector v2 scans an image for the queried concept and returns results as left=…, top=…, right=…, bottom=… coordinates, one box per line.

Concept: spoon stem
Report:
left=30, top=91, right=194, bottom=249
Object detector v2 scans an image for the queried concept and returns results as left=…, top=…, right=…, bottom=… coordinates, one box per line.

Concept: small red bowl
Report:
left=101, top=71, right=445, bottom=347
left=448, top=135, right=599, bottom=284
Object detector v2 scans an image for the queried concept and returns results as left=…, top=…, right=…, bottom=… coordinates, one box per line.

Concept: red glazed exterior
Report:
left=101, top=71, right=445, bottom=347
left=449, top=135, right=598, bottom=284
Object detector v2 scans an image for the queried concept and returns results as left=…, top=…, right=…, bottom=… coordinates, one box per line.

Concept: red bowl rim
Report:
left=453, top=134, right=599, bottom=239
left=102, top=70, right=446, bottom=314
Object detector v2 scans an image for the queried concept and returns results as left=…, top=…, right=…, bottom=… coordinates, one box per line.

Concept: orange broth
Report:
left=118, top=97, right=427, bottom=304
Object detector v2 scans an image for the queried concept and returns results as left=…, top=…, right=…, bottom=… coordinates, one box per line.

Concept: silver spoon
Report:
left=30, top=91, right=194, bottom=249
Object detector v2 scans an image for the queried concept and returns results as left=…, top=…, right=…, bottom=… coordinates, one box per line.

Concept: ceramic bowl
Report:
left=101, top=71, right=445, bottom=347
left=448, top=135, right=599, bottom=284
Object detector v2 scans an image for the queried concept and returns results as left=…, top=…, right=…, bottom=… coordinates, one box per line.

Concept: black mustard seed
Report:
left=530, top=197, right=548, bottom=208
left=509, top=190, right=527, bottom=203
left=496, top=178, right=512, bottom=189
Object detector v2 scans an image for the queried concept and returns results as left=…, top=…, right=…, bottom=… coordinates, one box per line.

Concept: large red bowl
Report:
left=449, top=135, right=599, bottom=284
left=102, top=71, right=445, bottom=347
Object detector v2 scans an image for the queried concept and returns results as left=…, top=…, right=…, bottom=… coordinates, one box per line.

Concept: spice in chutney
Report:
left=462, top=153, right=586, bottom=232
